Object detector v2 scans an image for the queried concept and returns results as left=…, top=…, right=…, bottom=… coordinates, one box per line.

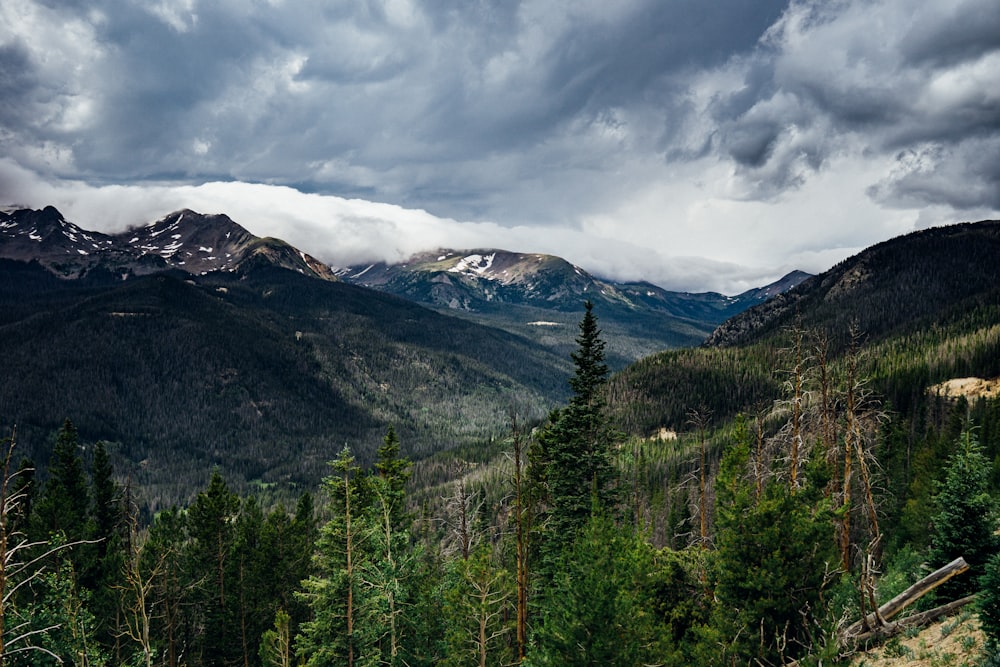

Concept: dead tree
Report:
left=0, top=427, right=97, bottom=663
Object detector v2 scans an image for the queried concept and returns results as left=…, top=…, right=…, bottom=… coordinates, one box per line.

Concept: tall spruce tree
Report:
left=928, top=427, right=999, bottom=599
left=711, top=417, right=835, bottom=665
left=533, top=301, right=615, bottom=557
left=297, top=447, right=368, bottom=667
left=187, top=469, right=241, bottom=667
left=34, top=419, right=90, bottom=542
left=527, top=511, right=669, bottom=666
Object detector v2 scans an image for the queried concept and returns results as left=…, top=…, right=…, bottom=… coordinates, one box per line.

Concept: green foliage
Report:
left=33, top=419, right=91, bottom=542
left=438, top=545, right=513, bottom=667
left=981, top=552, right=1000, bottom=651
left=711, top=429, right=836, bottom=665
left=527, top=512, right=674, bottom=667
left=298, top=434, right=418, bottom=667
left=259, top=609, right=293, bottom=667
left=928, top=428, right=1000, bottom=599
left=6, top=556, right=108, bottom=667
left=533, top=302, right=617, bottom=561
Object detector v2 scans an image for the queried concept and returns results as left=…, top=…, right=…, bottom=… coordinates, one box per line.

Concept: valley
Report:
left=1, top=207, right=999, bottom=666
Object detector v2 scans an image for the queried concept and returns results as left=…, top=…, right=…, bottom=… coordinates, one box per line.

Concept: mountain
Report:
left=705, top=221, right=1000, bottom=349
left=0, top=208, right=579, bottom=508
left=0, top=206, right=336, bottom=280
left=607, top=220, right=1000, bottom=437
left=337, top=250, right=809, bottom=367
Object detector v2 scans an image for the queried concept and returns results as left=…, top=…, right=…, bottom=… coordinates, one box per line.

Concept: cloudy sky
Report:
left=2, top=0, right=998, bottom=293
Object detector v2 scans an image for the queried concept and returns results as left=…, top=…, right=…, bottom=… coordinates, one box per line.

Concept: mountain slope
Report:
left=607, top=220, right=1000, bottom=436
left=0, top=258, right=570, bottom=508
left=705, top=221, right=1000, bottom=349
left=338, top=249, right=809, bottom=366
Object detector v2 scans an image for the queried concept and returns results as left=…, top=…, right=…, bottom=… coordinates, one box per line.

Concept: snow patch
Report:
left=527, top=321, right=561, bottom=327
left=199, top=246, right=213, bottom=253
left=352, top=264, right=375, bottom=278
left=161, top=241, right=183, bottom=257
left=449, top=253, right=496, bottom=277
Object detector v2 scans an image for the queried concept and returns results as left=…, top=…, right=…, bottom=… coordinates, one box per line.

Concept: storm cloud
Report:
left=1, top=0, right=998, bottom=293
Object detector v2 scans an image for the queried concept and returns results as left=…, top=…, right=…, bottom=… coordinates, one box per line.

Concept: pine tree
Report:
left=533, top=301, right=616, bottom=558
left=527, top=511, right=668, bottom=666
left=297, top=447, right=371, bottom=667
left=711, top=421, right=835, bottom=665
left=375, top=425, right=411, bottom=530
left=928, top=427, right=999, bottom=599
left=979, top=551, right=1000, bottom=652
left=187, top=469, right=241, bottom=666
left=87, top=441, right=126, bottom=658
left=439, top=544, right=513, bottom=667
left=143, top=507, right=191, bottom=667
left=34, top=419, right=90, bottom=542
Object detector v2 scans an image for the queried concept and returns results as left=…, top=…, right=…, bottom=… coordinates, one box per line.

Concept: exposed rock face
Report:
left=0, top=207, right=337, bottom=281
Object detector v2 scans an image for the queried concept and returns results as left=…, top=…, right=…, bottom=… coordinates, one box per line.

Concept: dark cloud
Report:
left=1, top=0, right=998, bottom=291
left=0, top=42, right=37, bottom=127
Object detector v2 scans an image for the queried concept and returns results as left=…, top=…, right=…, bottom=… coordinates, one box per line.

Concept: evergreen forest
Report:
left=3, top=294, right=1000, bottom=667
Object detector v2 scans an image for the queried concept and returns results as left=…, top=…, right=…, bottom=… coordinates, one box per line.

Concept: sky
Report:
left=2, top=0, right=998, bottom=294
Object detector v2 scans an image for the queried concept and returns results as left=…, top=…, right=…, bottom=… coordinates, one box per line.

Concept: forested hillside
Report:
left=2, top=220, right=999, bottom=666
left=0, top=259, right=569, bottom=508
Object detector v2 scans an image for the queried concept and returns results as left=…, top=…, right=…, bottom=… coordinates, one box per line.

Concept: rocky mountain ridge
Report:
left=0, top=206, right=336, bottom=281
left=336, top=248, right=809, bottom=322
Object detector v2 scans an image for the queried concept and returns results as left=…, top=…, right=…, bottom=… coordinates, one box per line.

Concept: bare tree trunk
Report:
left=510, top=411, right=529, bottom=664
left=790, top=328, right=804, bottom=490
left=688, top=409, right=712, bottom=545
left=843, top=556, right=969, bottom=639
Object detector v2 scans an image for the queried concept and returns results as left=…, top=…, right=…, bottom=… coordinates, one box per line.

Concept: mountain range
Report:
left=0, top=205, right=336, bottom=280
left=336, top=250, right=809, bottom=365
left=0, top=206, right=806, bottom=369
left=0, top=205, right=801, bottom=506
left=7, top=205, right=996, bottom=509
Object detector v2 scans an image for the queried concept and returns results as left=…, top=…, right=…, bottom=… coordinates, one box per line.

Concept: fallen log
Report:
left=785, top=595, right=978, bottom=667
left=849, top=594, right=977, bottom=645
left=843, top=556, right=969, bottom=638
left=785, top=557, right=973, bottom=667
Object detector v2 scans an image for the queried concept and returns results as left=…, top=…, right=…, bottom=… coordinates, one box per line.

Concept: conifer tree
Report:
left=439, top=544, right=513, bottom=667
left=297, top=446, right=367, bottom=667
left=187, top=469, right=241, bottom=666
left=979, top=552, right=1000, bottom=653
left=533, top=301, right=615, bottom=557
left=143, top=507, right=191, bottom=667
left=527, top=511, right=667, bottom=666
left=34, top=419, right=90, bottom=542
left=711, top=418, right=834, bottom=665
left=928, top=427, right=999, bottom=599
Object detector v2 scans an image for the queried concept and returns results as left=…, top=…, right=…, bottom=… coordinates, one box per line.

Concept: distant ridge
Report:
left=0, top=207, right=336, bottom=281
left=337, top=249, right=810, bottom=364
left=607, top=219, right=1000, bottom=436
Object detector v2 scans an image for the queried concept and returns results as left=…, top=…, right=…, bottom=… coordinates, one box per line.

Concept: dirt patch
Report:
left=848, top=612, right=984, bottom=667
left=928, top=377, right=1000, bottom=400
